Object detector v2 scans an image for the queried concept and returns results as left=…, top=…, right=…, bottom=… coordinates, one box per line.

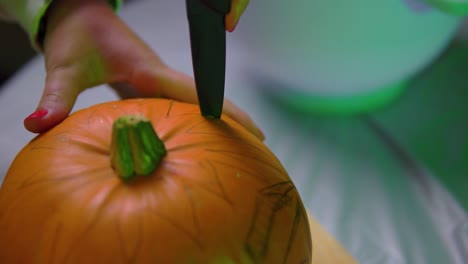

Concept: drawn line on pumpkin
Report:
left=281, top=198, right=307, bottom=264
left=158, top=120, right=203, bottom=144
left=164, top=100, right=200, bottom=119
left=47, top=219, right=63, bottom=264
left=59, top=180, right=121, bottom=263
left=185, top=118, right=246, bottom=140
left=260, top=181, right=296, bottom=200
left=301, top=202, right=313, bottom=262
left=204, top=160, right=234, bottom=206
left=165, top=112, right=201, bottom=119
left=162, top=160, right=236, bottom=225
left=245, top=195, right=276, bottom=262
left=116, top=213, right=143, bottom=263
left=209, top=159, right=272, bottom=186
left=260, top=180, right=294, bottom=190
left=164, top=142, right=209, bottom=153
left=61, top=131, right=110, bottom=155
left=158, top=159, right=234, bottom=211
left=245, top=181, right=297, bottom=262
left=16, top=166, right=111, bottom=191
left=131, top=99, right=166, bottom=128
left=164, top=132, right=253, bottom=154
left=183, top=184, right=202, bottom=235
left=29, top=131, right=67, bottom=150
left=152, top=211, right=204, bottom=250
left=86, top=103, right=127, bottom=128
left=206, top=149, right=285, bottom=176
left=166, top=100, right=175, bottom=117
left=86, top=105, right=107, bottom=128
left=29, top=131, right=109, bottom=156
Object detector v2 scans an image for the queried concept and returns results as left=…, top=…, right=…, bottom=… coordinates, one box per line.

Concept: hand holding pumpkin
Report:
left=22, top=0, right=262, bottom=140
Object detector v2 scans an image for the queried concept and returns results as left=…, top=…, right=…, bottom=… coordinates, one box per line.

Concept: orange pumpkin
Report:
left=0, top=98, right=312, bottom=264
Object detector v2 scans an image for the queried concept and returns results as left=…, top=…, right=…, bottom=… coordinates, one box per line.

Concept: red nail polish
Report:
left=229, top=20, right=239, bottom=32
left=25, top=109, right=48, bottom=120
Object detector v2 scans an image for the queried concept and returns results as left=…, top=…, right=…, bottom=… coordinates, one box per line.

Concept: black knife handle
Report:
left=200, top=0, right=231, bottom=14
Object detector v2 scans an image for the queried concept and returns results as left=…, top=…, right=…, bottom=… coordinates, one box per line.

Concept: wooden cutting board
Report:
left=307, top=212, right=358, bottom=264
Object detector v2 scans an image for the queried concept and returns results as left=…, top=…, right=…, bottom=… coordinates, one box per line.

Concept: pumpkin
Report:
left=0, top=98, right=312, bottom=264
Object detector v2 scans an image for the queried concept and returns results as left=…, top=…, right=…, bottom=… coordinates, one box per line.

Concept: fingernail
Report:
left=25, top=109, right=48, bottom=121
left=229, top=20, right=239, bottom=32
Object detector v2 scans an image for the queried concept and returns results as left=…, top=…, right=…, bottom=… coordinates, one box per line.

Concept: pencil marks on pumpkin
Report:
left=282, top=200, right=312, bottom=264
left=183, top=183, right=202, bottom=236
left=164, top=100, right=200, bottom=119
left=152, top=210, right=204, bottom=250
left=245, top=181, right=310, bottom=263
left=199, top=161, right=234, bottom=206
left=166, top=100, right=175, bottom=118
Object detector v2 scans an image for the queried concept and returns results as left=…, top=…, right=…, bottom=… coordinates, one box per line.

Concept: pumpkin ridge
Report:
left=5, top=169, right=113, bottom=225
left=16, top=165, right=109, bottom=191
left=115, top=212, right=143, bottom=263
left=151, top=210, right=205, bottom=250
left=60, top=180, right=121, bottom=263
left=182, top=183, right=202, bottom=235
left=28, top=129, right=109, bottom=157
left=29, top=162, right=109, bottom=191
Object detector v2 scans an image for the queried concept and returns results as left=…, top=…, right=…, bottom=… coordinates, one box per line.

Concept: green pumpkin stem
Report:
left=110, top=115, right=166, bottom=180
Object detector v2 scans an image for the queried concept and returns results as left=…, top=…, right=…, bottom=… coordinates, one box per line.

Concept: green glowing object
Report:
left=269, top=80, right=409, bottom=115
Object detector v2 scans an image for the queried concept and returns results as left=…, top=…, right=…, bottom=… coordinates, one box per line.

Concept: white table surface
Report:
left=1, top=1, right=467, bottom=263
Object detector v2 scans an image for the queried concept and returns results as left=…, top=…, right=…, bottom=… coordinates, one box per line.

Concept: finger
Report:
left=111, top=65, right=198, bottom=103
left=223, top=99, right=265, bottom=141
left=121, top=66, right=265, bottom=140
left=110, top=82, right=141, bottom=99
left=225, top=0, right=250, bottom=32
left=24, top=68, right=81, bottom=133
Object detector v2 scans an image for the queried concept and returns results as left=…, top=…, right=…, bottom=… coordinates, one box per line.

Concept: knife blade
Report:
left=186, top=0, right=231, bottom=118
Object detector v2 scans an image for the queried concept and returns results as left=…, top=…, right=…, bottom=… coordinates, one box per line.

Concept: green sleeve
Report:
left=0, top=0, right=123, bottom=51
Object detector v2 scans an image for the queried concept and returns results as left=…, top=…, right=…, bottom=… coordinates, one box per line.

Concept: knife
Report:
left=186, top=0, right=231, bottom=119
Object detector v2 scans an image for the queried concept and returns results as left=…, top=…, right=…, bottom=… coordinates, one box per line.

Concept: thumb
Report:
left=225, top=0, right=249, bottom=32
left=24, top=70, right=81, bottom=133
